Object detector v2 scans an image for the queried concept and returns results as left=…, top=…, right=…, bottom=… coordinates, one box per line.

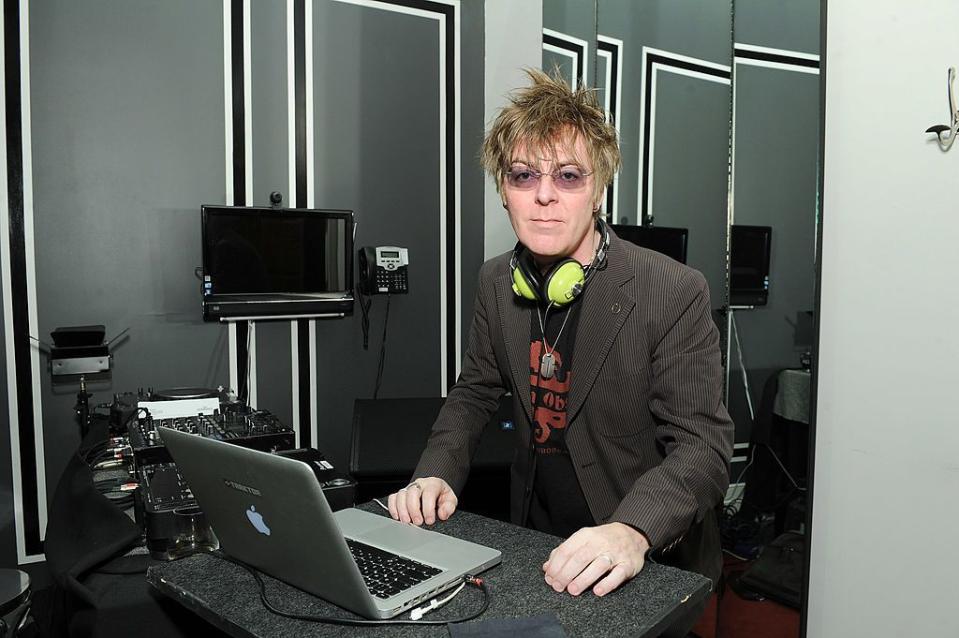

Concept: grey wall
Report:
left=735, top=0, right=818, bottom=53
left=0, top=0, right=486, bottom=570
left=310, top=2, right=443, bottom=461
left=31, top=0, right=228, bottom=432
left=811, top=1, right=959, bottom=634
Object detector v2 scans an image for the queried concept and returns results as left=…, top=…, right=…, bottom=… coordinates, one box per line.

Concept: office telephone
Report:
left=359, top=246, right=409, bottom=295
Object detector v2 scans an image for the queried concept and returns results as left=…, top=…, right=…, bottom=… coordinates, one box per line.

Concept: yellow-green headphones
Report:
left=510, top=219, right=610, bottom=306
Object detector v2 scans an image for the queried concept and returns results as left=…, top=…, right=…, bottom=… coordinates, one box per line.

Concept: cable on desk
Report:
left=210, top=551, right=490, bottom=627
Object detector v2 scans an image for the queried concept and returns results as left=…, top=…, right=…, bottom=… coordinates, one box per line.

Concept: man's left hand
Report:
left=542, top=522, right=651, bottom=597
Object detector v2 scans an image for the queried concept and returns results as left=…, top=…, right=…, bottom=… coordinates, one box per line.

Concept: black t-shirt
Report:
left=525, top=301, right=594, bottom=538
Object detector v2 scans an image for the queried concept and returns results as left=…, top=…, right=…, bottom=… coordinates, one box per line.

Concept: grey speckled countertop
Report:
left=147, top=504, right=710, bottom=638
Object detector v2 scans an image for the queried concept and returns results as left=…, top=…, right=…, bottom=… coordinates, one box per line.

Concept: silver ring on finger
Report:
left=597, top=553, right=614, bottom=566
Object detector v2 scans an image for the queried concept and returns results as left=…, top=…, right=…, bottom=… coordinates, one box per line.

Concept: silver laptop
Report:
left=159, top=427, right=501, bottom=619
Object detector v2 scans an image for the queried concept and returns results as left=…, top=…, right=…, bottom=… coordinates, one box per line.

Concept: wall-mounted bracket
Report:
left=925, top=67, right=958, bottom=151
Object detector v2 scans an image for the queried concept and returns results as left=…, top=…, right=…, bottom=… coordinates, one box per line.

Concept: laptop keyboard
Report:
left=346, top=539, right=442, bottom=599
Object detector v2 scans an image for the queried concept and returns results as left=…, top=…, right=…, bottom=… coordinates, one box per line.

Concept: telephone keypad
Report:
left=375, top=270, right=408, bottom=293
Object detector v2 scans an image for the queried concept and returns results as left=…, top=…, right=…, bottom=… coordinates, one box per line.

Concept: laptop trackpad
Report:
left=335, top=508, right=439, bottom=553
left=361, top=520, right=435, bottom=553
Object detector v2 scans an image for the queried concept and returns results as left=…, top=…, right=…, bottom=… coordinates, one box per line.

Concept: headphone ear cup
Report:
left=543, top=259, right=586, bottom=306
left=511, top=250, right=542, bottom=302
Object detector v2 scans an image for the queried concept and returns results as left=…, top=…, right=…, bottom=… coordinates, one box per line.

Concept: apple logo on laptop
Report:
left=246, top=505, right=271, bottom=536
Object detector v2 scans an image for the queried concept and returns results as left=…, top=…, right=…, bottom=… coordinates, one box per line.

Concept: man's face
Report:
left=502, top=134, right=601, bottom=267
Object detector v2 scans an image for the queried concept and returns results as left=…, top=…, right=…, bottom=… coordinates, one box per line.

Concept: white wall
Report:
left=483, top=1, right=542, bottom=260
left=809, top=1, right=959, bottom=635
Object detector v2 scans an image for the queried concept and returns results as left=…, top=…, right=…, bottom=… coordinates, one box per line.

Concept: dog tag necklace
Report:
left=536, top=303, right=573, bottom=380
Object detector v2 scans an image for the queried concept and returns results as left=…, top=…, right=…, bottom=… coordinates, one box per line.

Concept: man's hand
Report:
left=542, top=522, right=651, bottom=597
left=386, top=477, right=458, bottom=526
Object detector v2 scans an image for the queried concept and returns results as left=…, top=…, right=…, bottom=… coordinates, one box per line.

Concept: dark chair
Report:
left=35, top=417, right=228, bottom=638
left=349, top=396, right=516, bottom=522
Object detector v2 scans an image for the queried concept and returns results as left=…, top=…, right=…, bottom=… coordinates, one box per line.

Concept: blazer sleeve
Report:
left=611, top=267, right=734, bottom=550
left=412, top=262, right=508, bottom=494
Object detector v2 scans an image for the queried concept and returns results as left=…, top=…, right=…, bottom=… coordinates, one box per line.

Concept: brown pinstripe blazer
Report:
left=414, top=231, right=734, bottom=580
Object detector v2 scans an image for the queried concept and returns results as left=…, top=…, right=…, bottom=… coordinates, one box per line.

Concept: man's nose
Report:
left=534, top=173, right=558, bottom=205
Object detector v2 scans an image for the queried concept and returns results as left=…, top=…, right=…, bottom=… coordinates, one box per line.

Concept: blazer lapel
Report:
left=567, top=237, right=636, bottom=423
left=495, top=271, right=534, bottom=424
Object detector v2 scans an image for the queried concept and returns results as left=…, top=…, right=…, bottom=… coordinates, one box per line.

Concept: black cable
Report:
left=372, top=293, right=391, bottom=399
left=95, top=563, right=149, bottom=575
left=78, top=440, right=110, bottom=464
left=93, top=478, right=126, bottom=489
left=757, top=441, right=806, bottom=492
left=356, top=284, right=372, bottom=350
left=212, top=551, right=490, bottom=626
left=79, top=406, right=145, bottom=468
left=101, top=494, right=134, bottom=509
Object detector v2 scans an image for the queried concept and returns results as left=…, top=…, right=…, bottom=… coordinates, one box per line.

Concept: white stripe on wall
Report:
left=223, top=0, right=234, bottom=205
left=243, top=0, right=253, bottom=206
left=20, top=0, right=45, bottom=554
left=247, top=323, right=257, bottom=408
left=597, top=34, right=623, bottom=221
left=452, top=1, right=461, bottom=381
left=2, top=0, right=46, bottom=564
left=290, top=321, right=300, bottom=436
left=309, top=318, right=317, bottom=448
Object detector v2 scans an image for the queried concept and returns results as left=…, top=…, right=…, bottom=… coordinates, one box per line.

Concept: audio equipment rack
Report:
left=128, top=406, right=295, bottom=467
left=117, top=390, right=355, bottom=560
left=133, top=462, right=218, bottom=560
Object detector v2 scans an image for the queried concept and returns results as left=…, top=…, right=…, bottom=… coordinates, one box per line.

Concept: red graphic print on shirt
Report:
left=529, top=340, right=571, bottom=447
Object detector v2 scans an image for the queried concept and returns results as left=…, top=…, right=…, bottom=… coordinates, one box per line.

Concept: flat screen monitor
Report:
left=730, top=225, right=772, bottom=307
left=201, top=205, right=354, bottom=321
left=611, top=224, right=689, bottom=264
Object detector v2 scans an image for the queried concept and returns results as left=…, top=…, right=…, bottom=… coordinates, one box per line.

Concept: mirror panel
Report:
left=727, top=0, right=820, bottom=505
left=548, top=0, right=822, bottom=633
left=594, top=0, right=733, bottom=339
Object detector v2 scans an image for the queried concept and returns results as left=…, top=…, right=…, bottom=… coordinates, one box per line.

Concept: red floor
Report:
left=691, top=556, right=800, bottom=638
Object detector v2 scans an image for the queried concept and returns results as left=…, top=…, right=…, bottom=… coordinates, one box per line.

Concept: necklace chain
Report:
left=532, top=227, right=600, bottom=378
left=536, top=303, right=573, bottom=379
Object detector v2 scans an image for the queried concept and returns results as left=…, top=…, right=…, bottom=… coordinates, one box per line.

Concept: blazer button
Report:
left=610, top=303, right=621, bottom=314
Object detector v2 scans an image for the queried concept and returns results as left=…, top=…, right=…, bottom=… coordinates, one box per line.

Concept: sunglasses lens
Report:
left=506, top=168, right=538, bottom=189
left=553, top=167, right=586, bottom=191
left=505, top=166, right=590, bottom=191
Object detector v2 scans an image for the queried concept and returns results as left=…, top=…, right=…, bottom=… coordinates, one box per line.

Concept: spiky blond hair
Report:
left=481, top=69, right=621, bottom=209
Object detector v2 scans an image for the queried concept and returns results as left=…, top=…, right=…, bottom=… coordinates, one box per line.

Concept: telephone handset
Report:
left=359, top=246, right=410, bottom=294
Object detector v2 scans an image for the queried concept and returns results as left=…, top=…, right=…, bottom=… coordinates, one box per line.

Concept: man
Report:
left=388, top=69, right=733, bottom=631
